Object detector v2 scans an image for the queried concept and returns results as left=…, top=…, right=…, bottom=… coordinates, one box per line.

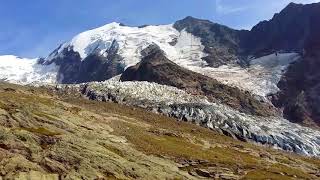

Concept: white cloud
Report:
left=215, top=0, right=250, bottom=15
left=215, top=0, right=320, bottom=30
left=291, top=0, right=320, bottom=4
left=215, top=0, right=320, bottom=15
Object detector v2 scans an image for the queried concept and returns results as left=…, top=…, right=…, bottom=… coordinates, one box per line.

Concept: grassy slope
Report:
left=0, top=83, right=319, bottom=180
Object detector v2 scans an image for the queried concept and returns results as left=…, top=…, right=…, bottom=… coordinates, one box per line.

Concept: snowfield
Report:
left=0, top=55, right=58, bottom=85
left=45, top=23, right=207, bottom=69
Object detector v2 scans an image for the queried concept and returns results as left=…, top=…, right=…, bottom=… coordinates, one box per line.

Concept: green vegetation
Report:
left=20, top=127, right=61, bottom=136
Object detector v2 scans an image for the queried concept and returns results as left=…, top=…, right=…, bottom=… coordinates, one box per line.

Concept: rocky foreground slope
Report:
left=0, top=82, right=320, bottom=179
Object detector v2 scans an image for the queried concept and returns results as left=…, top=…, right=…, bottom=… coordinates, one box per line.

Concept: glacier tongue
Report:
left=58, top=78, right=320, bottom=157
left=0, top=55, right=59, bottom=85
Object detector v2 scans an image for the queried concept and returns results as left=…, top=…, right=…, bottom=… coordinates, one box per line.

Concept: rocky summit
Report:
left=1, top=1, right=320, bottom=179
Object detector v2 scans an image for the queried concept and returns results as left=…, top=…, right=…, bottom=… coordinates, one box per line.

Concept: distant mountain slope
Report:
left=43, top=40, right=124, bottom=83
left=251, top=2, right=320, bottom=126
left=43, top=23, right=207, bottom=83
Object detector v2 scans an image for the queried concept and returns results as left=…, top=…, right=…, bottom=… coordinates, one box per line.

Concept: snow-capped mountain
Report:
left=46, top=23, right=206, bottom=68
left=43, top=22, right=208, bottom=84
left=0, top=2, right=320, bottom=156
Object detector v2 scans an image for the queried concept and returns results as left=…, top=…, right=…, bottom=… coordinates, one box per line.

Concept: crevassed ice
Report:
left=86, top=78, right=320, bottom=156
left=89, top=75, right=210, bottom=105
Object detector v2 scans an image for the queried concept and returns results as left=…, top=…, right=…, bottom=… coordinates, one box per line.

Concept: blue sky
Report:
left=0, top=0, right=319, bottom=58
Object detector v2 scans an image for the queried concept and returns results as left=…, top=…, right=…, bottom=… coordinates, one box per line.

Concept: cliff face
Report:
left=271, top=30, right=320, bottom=126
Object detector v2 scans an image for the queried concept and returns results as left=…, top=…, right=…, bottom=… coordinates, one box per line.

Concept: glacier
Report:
left=55, top=78, right=320, bottom=157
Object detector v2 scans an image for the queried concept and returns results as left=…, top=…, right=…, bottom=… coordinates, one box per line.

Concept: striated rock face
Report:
left=15, top=171, right=59, bottom=180
left=69, top=79, right=320, bottom=157
left=120, top=45, right=277, bottom=117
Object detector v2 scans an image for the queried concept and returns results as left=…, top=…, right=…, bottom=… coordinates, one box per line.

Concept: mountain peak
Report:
left=176, top=16, right=213, bottom=26
left=281, top=1, right=320, bottom=14
left=280, top=2, right=303, bottom=14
